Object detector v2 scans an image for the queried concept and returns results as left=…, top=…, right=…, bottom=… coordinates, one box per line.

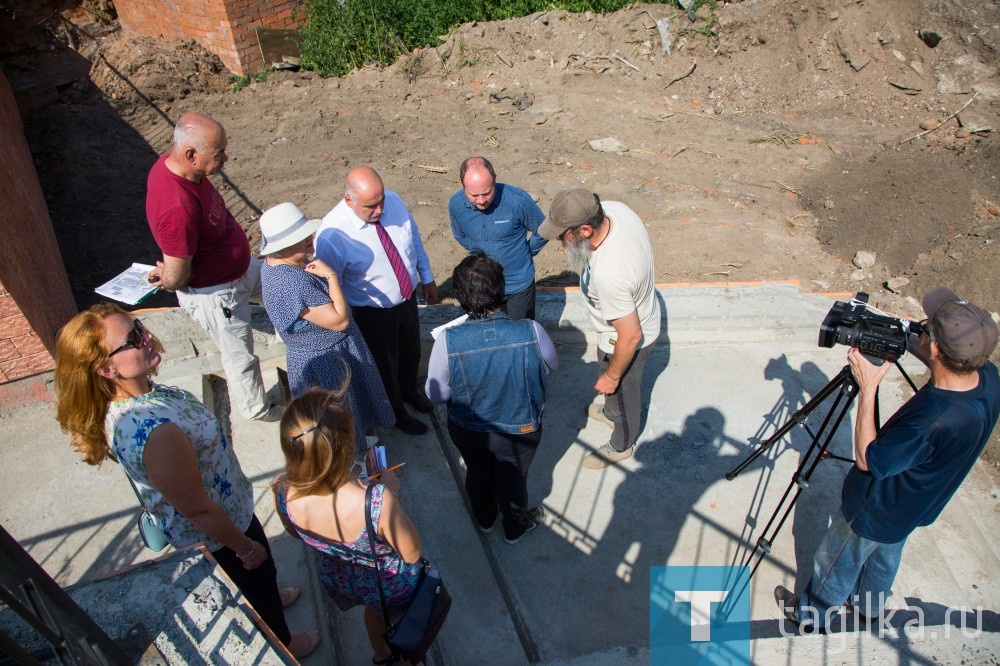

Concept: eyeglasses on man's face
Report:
left=108, top=319, right=149, bottom=357
left=558, top=225, right=583, bottom=242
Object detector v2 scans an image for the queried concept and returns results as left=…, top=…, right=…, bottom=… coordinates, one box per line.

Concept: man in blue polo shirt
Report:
left=775, top=287, right=1000, bottom=631
left=448, top=157, right=547, bottom=320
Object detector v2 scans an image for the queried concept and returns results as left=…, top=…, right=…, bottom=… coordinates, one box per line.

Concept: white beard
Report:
left=563, top=235, right=592, bottom=273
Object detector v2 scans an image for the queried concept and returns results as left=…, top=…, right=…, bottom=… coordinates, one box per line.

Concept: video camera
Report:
left=818, top=292, right=924, bottom=363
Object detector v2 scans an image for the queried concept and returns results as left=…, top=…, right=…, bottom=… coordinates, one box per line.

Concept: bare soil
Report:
left=10, top=0, right=1000, bottom=468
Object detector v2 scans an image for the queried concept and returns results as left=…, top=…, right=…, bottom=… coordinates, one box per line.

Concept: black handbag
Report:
left=365, top=484, right=452, bottom=663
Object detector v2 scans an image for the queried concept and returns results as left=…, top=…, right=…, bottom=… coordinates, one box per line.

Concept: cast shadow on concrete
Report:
left=510, top=392, right=768, bottom=658
left=0, top=548, right=280, bottom=663
left=530, top=289, right=671, bottom=513
left=12, top=465, right=285, bottom=589
left=12, top=509, right=146, bottom=585
left=748, top=597, right=999, bottom=643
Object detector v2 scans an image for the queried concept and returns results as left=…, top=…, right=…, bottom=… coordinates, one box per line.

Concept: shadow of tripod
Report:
left=729, top=357, right=827, bottom=570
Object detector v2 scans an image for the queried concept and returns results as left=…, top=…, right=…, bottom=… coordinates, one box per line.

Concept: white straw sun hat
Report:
left=259, top=202, right=322, bottom=255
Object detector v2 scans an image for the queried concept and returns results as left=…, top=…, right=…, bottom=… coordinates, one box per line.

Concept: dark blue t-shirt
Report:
left=841, top=362, right=1000, bottom=543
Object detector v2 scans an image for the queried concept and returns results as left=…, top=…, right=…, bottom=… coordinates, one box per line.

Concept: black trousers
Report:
left=353, top=297, right=421, bottom=418
left=448, top=420, right=541, bottom=540
left=502, top=283, right=536, bottom=321
left=212, top=514, right=291, bottom=645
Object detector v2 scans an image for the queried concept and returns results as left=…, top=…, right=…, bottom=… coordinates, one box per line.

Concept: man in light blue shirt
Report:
left=315, top=166, right=438, bottom=436
left=448, top=157, right=547, bottom=320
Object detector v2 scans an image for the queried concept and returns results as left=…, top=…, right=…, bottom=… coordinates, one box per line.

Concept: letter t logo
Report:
left=674, top=590, right=729, bottom=641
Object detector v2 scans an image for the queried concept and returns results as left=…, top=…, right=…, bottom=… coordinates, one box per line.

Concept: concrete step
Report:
left=420, top=282, right=850, bottom=351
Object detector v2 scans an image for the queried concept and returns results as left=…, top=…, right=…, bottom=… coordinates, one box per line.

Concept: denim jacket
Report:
left=445, top=312, right=549, bottom=434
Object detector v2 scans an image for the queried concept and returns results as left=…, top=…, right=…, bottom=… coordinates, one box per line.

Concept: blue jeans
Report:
left=796, top=509, right=906, bottom=628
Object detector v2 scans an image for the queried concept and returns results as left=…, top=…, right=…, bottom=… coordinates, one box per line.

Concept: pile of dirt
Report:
left=90, top=35, right=230, bottom=109
left=8, top=0, right=1000, bottom=469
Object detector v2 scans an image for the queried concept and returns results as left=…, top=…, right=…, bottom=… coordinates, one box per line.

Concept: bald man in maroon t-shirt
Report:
left=146, top=111, right=272, bottom=420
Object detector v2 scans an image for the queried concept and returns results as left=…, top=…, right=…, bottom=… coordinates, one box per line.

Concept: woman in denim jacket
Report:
left=425, top=254, right=558, bottom=543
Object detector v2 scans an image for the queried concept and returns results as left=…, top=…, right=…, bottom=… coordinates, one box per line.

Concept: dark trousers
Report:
left=502, top=283, right=536, bottom=321
left=212, top=514, right=291, bottom=645
left=448, top=420, right=541, bottom=540
left=599, top=343, right=654, bottom=452
left=353, top=296, right=422, bottom=418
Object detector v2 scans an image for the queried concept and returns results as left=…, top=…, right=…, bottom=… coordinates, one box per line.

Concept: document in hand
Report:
left=95, top=263, right=160, bottom=306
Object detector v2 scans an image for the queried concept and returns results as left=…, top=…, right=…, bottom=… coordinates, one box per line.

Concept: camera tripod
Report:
left=714, top=359, right=917, bottom=622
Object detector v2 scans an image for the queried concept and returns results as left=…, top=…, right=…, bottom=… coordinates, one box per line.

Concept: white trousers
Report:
left=176, top=257, right=267, bottom=419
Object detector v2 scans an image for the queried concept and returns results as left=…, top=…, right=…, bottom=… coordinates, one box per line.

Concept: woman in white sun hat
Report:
left=259, top=202, right=393, bottom=453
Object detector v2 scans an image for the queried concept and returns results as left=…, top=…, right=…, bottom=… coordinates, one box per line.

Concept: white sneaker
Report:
left=581, top=443, right=633, bottom=469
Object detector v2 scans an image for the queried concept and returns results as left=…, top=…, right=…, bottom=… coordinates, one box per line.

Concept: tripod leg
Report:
left=723, top=372, right=859, bottom=608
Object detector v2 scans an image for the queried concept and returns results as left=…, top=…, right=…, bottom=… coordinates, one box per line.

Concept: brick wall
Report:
left=116, top=0, right=304, bottom=75
left=0, top=73, right=77, bottom=386
left=0, top=280, right=54, bottom=383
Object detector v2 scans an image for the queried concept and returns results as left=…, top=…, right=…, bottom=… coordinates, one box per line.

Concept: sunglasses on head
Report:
left=108, top=319, right=148, bottom=357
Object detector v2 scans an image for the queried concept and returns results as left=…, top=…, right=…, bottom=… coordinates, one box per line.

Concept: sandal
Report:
left=372, top=655, right=399, bottom=665
left=288, top=630, right=322, bottom=659
left=280, top=586, right=302, bottom=609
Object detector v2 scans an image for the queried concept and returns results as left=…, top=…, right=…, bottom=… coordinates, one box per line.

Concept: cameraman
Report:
left=776, top=287, right=1000, bottom=631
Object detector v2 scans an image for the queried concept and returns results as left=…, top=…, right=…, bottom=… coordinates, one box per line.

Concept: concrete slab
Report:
left=1, top=283, right=996, bottom=665
left=0, top=551, right=285, bottom=663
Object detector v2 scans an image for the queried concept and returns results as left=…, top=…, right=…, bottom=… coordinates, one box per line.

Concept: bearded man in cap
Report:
left=537, top=189, right=660, bottom=469
left=776, top=288, right=1000, bottom=631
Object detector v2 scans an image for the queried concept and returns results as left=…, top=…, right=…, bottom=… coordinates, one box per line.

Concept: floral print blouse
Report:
left=105, top=383, right=253, bottom=550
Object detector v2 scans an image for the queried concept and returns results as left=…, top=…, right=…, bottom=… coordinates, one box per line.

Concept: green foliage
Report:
left=301, top=0, right=408, bottom=77
left=229, top=70, right=271, bottom=92
left=300, top=0, right=717, bottom=78
left=678, top=10, right=718, bottom=37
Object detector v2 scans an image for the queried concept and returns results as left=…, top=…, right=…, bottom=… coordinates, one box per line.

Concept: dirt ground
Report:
left=7, top=0, right=1000, bottom=466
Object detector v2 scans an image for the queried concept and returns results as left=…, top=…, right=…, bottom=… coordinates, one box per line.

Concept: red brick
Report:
left=0, top=339, right=17, bottom=363
left=0, top=352, right=55, bottom=381
left=0, top=315, right=31, bottom=338
left=11, top=333, right=46, bottom=356
left=0, top=293, right=20, bottom=318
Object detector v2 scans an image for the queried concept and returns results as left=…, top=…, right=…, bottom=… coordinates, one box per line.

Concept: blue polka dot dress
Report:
left=261, top=262, right=394, bottom=451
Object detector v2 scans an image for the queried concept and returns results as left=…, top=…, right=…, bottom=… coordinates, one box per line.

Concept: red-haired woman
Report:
left=53, top=303, right=319, bottom=659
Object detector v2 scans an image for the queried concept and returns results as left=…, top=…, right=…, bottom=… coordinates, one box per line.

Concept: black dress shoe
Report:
left=395, top=414, right=428, bottom=435
left=403, top=392, right=434, bottom=413
left=774, top=585, right=800, bottom=625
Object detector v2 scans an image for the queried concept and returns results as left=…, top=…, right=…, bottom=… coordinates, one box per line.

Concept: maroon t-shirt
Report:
left=145, top=154, right=250, bottom=288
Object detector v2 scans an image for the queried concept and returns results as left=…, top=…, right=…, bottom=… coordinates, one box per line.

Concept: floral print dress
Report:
left=275, top=483, right=421, bottom=620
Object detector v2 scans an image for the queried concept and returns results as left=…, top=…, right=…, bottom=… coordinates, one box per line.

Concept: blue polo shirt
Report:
left=841, top=362, right=1000, bottom=543
left=448, top=183, right=547, bottom=295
